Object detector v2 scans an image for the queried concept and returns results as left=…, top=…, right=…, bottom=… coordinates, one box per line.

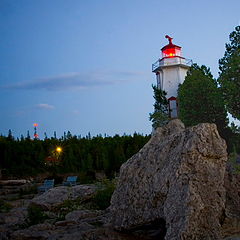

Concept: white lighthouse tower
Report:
left=152, top=35, right=192, bottom=118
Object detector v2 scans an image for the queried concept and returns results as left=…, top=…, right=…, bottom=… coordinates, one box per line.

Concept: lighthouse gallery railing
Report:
left=152, top=57, right=193, bottom=72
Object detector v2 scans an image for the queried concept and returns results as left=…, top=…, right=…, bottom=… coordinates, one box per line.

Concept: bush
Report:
left=27, top=205, right=48, bottom=226
left=78, top=171, right=95, bottom=184
left=90, top=179, right=116, bottom=210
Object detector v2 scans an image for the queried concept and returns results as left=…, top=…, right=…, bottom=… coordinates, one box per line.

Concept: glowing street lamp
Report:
left=56, top=147, right=62, bottom=153
left=55, top=146, right=63, bottom=161
left=45, top=146, right=63, bottom=167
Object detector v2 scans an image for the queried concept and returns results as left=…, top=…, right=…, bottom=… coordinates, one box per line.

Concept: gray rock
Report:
left=49, top=222, right=94, bottom=240
left=30, top=185, right=97, bottom=210
left=110, top=119, right=228, bottom=240
left=10, top=223, right=54, bottom=240
left=55, top=220, right=76, bottom=226
left=222, top=168, right=240, bottom=239
left=10, top=222, right=94, bottom=240
left=65, top=210, right=102, bottom=222
left=3, top=207, right=27, bottom=226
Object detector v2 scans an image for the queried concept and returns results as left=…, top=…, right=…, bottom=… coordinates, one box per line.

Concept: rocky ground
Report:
left=0, top=181, right=160, bottom=240
left=1, top=120, right=240, bottom=240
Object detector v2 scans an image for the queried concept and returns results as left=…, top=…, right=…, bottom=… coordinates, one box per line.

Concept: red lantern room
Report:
left=161, top=35, right=181, bottom=58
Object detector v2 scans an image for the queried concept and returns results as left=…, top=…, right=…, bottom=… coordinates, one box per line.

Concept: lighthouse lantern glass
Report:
left=162, top=47, right=181, bottom=58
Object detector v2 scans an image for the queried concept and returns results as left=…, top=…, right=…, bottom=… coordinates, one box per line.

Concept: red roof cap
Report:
left=161, top=35, right=181, bottom=51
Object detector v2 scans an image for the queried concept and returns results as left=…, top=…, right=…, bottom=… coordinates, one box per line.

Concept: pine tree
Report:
left=178, top=64, right=229, bottom=137
left=7, top=129, right=14, bottom=141
left=149, top=85, right=169, bottom=129
left=218, top=25, right=240, bottom=120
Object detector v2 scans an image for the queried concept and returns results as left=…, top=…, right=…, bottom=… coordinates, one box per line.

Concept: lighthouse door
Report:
left=168, top=97, right=178, bottom=118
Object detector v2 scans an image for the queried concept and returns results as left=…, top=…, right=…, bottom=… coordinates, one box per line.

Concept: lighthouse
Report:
left=152, top=35, right=192, bottom=118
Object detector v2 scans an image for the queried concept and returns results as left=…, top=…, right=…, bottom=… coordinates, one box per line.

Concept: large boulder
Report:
left=110, top=120, right=229, bottom=239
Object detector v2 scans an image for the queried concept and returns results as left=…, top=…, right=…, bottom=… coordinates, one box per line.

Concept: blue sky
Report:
left=0, top=0, right=239, bottom=138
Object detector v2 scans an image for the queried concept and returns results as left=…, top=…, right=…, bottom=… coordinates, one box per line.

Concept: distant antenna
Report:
left=33, top=123, right=39, bottom=139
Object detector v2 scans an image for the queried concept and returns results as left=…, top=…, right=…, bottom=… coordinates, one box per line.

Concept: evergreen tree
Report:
left=7, top=130, right=14, bottom=141
left=178, top=64, right=229, bottom=136
left=54, top=131, right=57, bottom=139
left=218, top=25, right=240, bottom=120
left=26, top=131, right=31, bottom=140
left=149, top=85, right=169, bottom=129
left=1, top=131, right=150, bottom=177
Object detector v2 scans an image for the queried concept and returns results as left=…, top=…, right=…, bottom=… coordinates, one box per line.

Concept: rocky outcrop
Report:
left=222, top=167, right=240, bottom=239
left=110, top=120, right=229, bottom=239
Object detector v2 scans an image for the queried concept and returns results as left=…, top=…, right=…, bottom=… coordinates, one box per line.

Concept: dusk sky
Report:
left=1, top=0, right=240, bottom=139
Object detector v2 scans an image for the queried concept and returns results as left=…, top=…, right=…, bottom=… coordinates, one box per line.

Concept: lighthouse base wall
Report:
left=158, top=66, right=188, bottom=99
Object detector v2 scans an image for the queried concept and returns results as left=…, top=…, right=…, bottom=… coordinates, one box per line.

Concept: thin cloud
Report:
left=36, top=103, right=55, bottom=110
left=72, top=110, right=80, bottom=115
left=1, top=71, right=147, bottom=91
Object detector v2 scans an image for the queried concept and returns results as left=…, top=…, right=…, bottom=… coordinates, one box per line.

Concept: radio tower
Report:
left=33, top=123, right=39, bottom=139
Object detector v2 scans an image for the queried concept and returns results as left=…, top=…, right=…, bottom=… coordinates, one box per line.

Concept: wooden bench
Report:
left=63, top=176, right=77, bottom=186
left=38, top=179, right=54, bottom=192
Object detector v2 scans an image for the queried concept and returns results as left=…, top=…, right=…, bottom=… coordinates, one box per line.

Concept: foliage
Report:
left=78, top=171, right=95, bottom=184
left=230, top=123, right=240, bottom=153
left=149, top=85, right=169, bottom=129
left=218, top=25, right=240, bottom=120
left=54, top=198, right=83, bottom=221
left=26, top=205, right=48, bottom=226
left=90, top=179, right=116, bottom=210
left=178, top=64, right=229, bottom=138
left=0, top=132, right=150, bottom=179
left=0, top=199, right=12, bottom=213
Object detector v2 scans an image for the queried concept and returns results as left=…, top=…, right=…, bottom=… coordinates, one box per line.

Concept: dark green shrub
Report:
left=78, top=171, right=95, bottom=184
left=91, top=179, right=116, bottom=210
left=27, top=205, right=48, bottom=226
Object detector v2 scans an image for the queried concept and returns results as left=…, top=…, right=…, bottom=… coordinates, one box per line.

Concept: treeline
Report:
left=0, top=131, right=150, bottom=179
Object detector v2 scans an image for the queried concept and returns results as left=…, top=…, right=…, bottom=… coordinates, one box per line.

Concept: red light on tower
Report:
left=33, top=123, right=39, bottom=139
left=161, top=35, right=181, bottom=58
